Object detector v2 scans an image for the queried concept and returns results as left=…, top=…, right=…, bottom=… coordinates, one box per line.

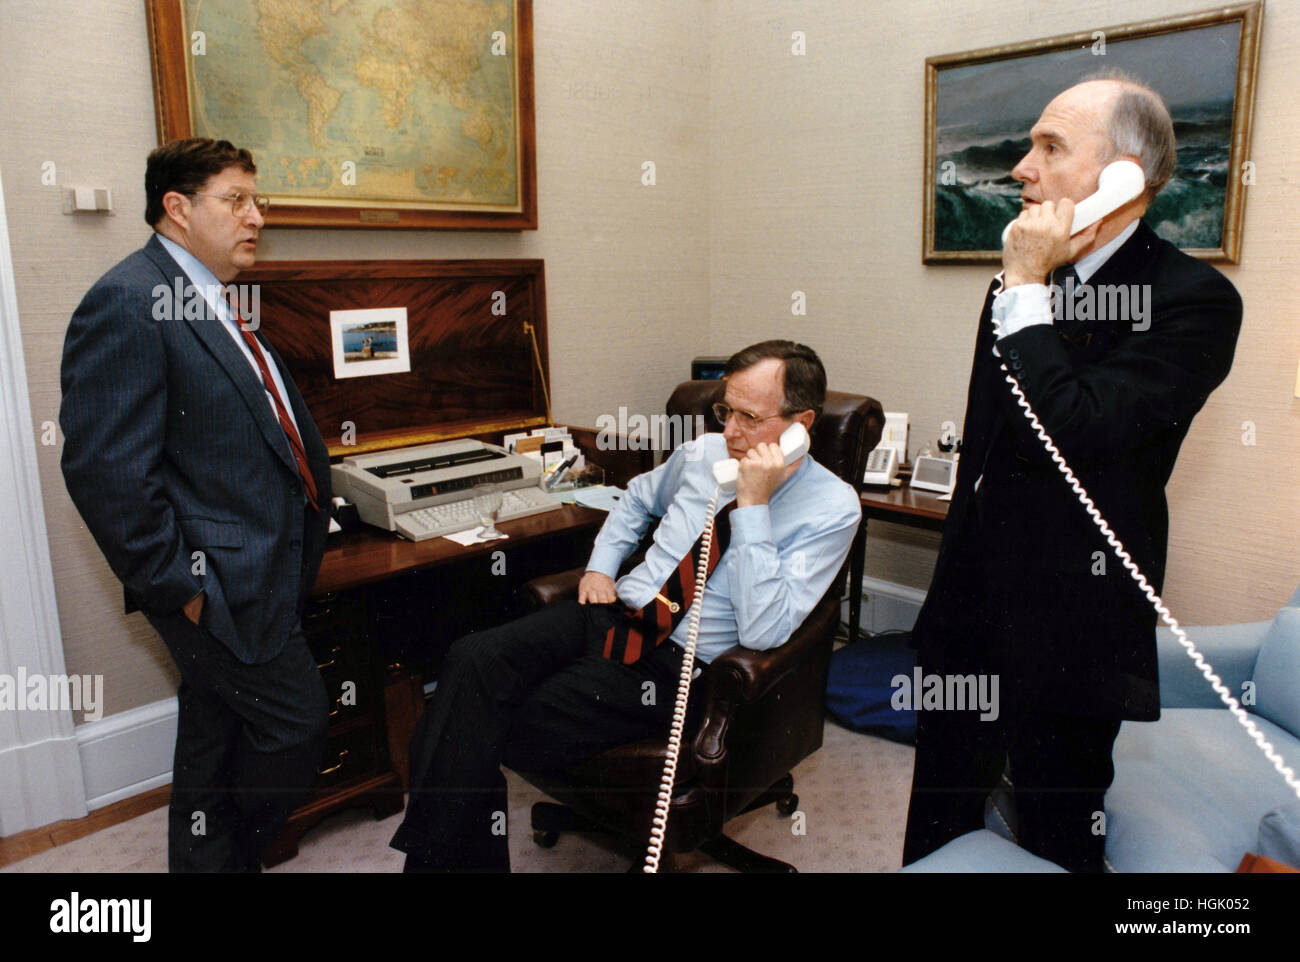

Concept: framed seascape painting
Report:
left=923, top=2, right=1262, bottom=263
left=146, top=0, right=537, bottom=230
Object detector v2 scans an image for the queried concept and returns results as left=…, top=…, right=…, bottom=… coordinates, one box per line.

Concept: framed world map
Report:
left=145, top=0, right=537, bottom=229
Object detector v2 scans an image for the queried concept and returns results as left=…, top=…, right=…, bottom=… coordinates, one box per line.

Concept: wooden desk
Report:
left=315, top=504, right=607, bottom=594
left=263, top=503, right=607, bottom=865
left=847, top=483, right=950, bottom=643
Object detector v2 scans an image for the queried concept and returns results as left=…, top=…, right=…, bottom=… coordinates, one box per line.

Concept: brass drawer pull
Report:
left=318, top=749, right=350, bottom=776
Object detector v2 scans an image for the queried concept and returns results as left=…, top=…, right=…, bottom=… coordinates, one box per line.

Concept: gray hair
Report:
left=724, top=340, right=827, bottom=420
left=1081, top=68, right=1177, bottom=200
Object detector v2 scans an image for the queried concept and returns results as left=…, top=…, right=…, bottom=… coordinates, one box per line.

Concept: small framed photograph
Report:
left=330, top=308, right=410, bottom=380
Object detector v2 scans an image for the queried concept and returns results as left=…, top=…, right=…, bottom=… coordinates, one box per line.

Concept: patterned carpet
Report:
left=2, top=719, right=913, bottom=873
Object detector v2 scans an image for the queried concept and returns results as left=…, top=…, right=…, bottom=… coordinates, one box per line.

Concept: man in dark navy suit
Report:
left=60, top=139, right=330, bottom=872
left=902, top=73, right=1242, bottom=872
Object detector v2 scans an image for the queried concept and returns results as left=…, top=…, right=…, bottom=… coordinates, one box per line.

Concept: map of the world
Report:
left=184, top=0, right=521, bottom=211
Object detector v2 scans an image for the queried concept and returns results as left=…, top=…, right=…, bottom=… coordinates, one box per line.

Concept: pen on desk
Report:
left=543, top=454, right=578, bottom=491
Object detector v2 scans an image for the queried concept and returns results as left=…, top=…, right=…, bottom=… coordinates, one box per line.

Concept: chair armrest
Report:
left=691, top=592, right=839, bottom=791
left=522, top=568, right=585, bottom=609
left=1157, top=621, right=1269, bottom=709
left=705, top=607, right=833, bottom=704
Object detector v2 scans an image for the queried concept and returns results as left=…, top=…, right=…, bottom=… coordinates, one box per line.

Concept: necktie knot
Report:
left=1049, top=263, right=1079, bottom=294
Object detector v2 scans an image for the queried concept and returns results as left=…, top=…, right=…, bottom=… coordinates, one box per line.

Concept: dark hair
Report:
left=1079, top=68, right=1177, bottom=200
left=144, top=138, right=256, bottom=227
left=724, top=339, right=827, bottom=420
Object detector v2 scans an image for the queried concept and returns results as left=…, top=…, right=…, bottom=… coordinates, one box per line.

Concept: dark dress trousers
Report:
left=903, top=221, right=1242, bottom=871
left=60, top=233, right=332, bottom=871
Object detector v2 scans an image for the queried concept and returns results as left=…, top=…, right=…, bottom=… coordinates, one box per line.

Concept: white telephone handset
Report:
left=1000, top=159, right=1146, bottom=246
left=711, top=421, right=811, bottom=492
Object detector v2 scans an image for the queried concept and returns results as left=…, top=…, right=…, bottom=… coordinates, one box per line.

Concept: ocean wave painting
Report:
left=926, top=14, right=1255, bottom=260
left=936, top=102, right=1233, bottom=251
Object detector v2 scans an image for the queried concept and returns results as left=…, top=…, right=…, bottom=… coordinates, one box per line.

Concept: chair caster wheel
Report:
left=777, top=794, right=798, bottom=817
left=533, top=829, right=559, bottom=848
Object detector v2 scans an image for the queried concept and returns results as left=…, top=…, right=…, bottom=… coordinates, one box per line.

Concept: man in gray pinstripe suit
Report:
left=60, top=139, right=331, bottom=872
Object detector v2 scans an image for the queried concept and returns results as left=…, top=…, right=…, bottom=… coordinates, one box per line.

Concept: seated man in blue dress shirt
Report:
left=390, top=339, right=862, bottom=871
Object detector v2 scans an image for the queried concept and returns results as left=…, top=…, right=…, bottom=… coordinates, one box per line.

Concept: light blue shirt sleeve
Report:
left=584, top=443, right=688, bottom=579
left=725, top=480, right=860, bottom=651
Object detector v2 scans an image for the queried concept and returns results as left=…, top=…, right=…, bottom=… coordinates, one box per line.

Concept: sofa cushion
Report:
left=1257, top=804, right=1300, bottom=870
left=1106, top=709, right=1300, bottom=871
left=897, top=829, right=1066, bottom=873
left=1251, top=607, right=1300, bottom=737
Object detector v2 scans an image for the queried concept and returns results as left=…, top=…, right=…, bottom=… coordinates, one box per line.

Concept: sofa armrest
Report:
left=1157, top=621, right=1269, bottom=709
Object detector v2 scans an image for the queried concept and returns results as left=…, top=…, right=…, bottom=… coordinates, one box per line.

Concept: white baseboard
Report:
left=76, top=697, right=176, bottom=810
left=857, top=577, right=926, bottom=635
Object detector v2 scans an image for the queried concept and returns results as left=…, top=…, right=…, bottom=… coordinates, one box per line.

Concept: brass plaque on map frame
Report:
left=145, top=0, right=537, bottom=230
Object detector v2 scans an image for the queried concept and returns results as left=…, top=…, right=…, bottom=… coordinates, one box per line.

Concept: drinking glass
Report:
left=472, top=483, right=504, bottom=539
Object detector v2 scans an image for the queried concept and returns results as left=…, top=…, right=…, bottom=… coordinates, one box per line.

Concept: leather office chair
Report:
left=515, top=381, right=884, bottom=871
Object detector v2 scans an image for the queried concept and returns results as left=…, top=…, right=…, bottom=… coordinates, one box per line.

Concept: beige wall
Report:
left=707, top=0, right=1300, bottom=619
left=0, top=0, right=711, bottom=717
left=2, top=0, right=1296, bottom=722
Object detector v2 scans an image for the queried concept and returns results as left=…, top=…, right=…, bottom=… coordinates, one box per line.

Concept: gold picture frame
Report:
left=923, top=2, right=1262, bottom=263
left=145, top=0, right=537, bottom=230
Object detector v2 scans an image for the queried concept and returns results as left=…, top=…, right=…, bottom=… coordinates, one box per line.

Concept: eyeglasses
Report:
left=712, top=402, right=790, bottom=433
left=192, top=191, right=270, bottom=217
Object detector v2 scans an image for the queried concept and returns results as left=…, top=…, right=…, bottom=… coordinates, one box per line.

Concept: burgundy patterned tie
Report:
left=603, top=503, right=734, bottom=664
left=231, top=314, right=320, bottom=513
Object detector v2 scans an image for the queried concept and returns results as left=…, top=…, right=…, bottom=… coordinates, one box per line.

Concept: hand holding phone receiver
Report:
left=1000, top=160, right=1146, bottom=246
left=712, top=421, right=810, bottom=491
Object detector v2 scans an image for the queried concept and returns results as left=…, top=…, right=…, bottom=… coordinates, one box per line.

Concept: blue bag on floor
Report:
left=825, top=631, right=917, bottom=744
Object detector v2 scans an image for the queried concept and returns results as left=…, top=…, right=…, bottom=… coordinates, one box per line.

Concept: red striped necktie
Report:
left=232, top=319, right=320, bottom=513
left=602, top=502, right=734, bottom=664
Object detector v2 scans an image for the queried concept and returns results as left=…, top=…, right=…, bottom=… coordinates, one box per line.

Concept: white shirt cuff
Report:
left=992, top=282, right=1053, bottom=339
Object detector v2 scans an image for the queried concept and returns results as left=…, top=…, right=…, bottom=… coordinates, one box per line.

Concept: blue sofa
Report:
left=900, top=583, right=1300, bottom=872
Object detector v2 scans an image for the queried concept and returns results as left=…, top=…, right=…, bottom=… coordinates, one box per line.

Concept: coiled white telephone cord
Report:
left=643, top=487, right=722, bottom=873
left=997, top=358, right=1300, bottom=801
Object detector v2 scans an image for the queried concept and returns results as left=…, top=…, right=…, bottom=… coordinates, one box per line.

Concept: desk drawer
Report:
left=315, top=723, right=380, bottom=790
left=303, top=592, right=367, bottom=652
